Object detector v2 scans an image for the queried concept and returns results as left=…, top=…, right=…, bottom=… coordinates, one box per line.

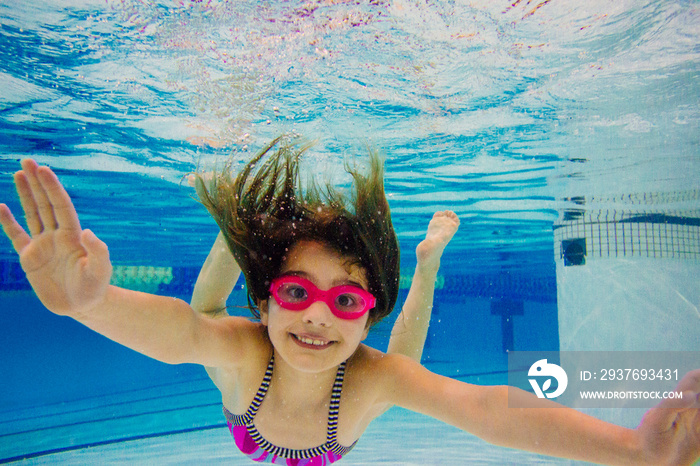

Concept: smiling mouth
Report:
left=291, top=333, right=334, bottom=349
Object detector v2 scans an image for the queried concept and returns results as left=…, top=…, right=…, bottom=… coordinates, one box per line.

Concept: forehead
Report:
left=281, top=240, right=368, bottom=286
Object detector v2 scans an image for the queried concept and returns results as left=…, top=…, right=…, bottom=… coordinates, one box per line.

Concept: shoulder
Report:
left=215, top=314, right=266, bottom=337
left=344, top=346, right=425, bottom=417
left=349, top=346, right=492, bottom=424
left=202, top=317, right=272, bottom=404
left=196, top=315, right=270, bottom=369
left=349, top=345, right=425, bottom=384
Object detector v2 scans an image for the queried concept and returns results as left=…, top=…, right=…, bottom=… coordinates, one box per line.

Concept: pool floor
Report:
left=9, top=407, right=588, bottom=465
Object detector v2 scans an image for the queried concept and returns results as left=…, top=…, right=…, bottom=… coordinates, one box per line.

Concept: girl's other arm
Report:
left=189, top=231, right=244, bottom=383
left=190, top=231, right=241, bottom=318
left=387, top=211, right=459, bottom=361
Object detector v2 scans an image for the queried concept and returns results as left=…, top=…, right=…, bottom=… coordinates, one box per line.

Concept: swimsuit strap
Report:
left=241, top=352, right=275, bottom=424
left=244, top=352, right=347, bottom=426
left=326, top=359, right=346, bottom=444
left=224, top=352, right=356, bottom=460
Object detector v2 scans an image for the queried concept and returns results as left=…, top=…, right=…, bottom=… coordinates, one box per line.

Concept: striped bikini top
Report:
left=223, top=352, right=357, bottom=464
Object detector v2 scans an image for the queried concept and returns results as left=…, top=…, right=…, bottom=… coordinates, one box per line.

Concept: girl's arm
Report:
left=79, top=285, right=256, bottom=367
left=190, top=231, right=241, bottom=318
left=189, top=231, right=244, bottom=383
left=0, top=159, right=253, bottom=368
left=377, top=354, right=700, bottom=465
left=387, top=211, right=459, bottom=361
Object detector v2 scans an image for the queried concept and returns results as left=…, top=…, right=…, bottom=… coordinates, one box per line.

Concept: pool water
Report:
left=1, top=0, right=698, bottom=464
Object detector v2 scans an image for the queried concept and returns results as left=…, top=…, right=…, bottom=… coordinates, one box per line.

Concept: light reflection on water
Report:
left=1, top=1, right=696, bottom=267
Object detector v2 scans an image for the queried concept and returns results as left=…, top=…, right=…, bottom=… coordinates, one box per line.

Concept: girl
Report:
left=0, top=139, right=698, bottom=465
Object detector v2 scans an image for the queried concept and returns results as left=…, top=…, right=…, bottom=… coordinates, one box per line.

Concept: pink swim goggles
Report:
left=269, top=275, right=376, bottom=320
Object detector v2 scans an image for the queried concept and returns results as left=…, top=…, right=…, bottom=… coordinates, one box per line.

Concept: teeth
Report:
left=297, top=335, right=328, bottom=346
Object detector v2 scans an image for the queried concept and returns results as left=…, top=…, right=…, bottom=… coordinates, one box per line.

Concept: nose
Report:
left=301, top=300, right=333, bottom=327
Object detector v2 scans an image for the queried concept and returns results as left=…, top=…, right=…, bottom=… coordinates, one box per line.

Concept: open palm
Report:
left=0, top=160, right=112, bottom=316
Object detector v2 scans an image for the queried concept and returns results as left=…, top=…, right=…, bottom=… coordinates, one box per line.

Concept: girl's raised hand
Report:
left=0, top=159, right=112, bottom=317
left=636, top=369, right=700, bottom=465
left=415, top=210, right=460, bottom=273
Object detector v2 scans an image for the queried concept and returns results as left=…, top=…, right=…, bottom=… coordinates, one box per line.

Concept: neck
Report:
left=271, top=350, right=342, bottom=404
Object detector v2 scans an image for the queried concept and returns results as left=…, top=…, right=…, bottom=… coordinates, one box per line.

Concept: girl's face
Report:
left=260, top=240, right=370, bottom=373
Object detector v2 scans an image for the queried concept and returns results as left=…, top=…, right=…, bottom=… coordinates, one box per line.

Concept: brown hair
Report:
left=194, top=137, right=400, bottom=326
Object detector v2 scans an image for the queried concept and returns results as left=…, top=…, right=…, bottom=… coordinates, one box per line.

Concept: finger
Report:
left=21, top=159, right=58, bottom=231
left=35, top=165, right=81, bottom=231
left=644, top=389, right=699, bottom=434
left=676, top=369, right=700, bottom=394
left=657, top=390, right=697, bottom=411
left=14, top=171, right=43, bottom=235
left=0, top=204, right=32, bottom=253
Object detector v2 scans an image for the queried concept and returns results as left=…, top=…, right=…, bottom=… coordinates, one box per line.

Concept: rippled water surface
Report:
left=2, top=0, right=697, bottom=270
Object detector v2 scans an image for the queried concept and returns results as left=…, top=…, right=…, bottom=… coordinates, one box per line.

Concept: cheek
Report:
left=341, top=317, right=370, bottom=340
left=361, top=325, right=369, bottom=340
left=264, top=301, right=297, bottom=331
